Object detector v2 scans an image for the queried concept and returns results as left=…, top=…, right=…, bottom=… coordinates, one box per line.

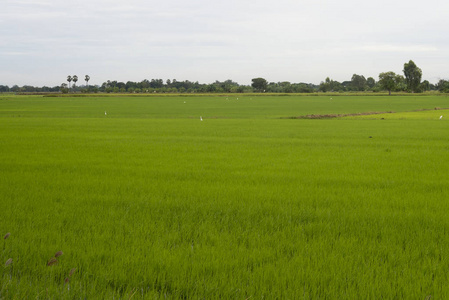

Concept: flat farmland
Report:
left=1, top=95, right=449, bottom=298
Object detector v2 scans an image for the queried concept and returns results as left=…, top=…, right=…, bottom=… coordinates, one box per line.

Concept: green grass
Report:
left=1, top=95, right=449, bottom=298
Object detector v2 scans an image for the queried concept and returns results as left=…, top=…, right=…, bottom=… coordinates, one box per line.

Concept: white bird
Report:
left=184, top=101, right=186, bottom=103
left=330, top=97, right=333, bottom=100
left=200, top=116, right=203, bottom=121
left=105, top=111, right=107, bottom=115
left=440, top=115, right=443, bottom=119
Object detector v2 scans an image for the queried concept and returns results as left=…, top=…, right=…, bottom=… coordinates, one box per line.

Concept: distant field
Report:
left=1, top=95, right=449, bottom=298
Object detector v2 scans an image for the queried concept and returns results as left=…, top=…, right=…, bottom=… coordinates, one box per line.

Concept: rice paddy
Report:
left=1, top=94, right=449, bottom=298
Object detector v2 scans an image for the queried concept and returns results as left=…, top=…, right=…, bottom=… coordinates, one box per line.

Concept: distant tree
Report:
left=116, top=82, right=126, bottom=90
left=421, top=80, right=430, bottom=92
left=60, top=83, right=69, bottom=94
left=394, top=74, right=407, bottom=92
left=251, top=77, right=268, bottom=92
left=85, top=75, right=90, bottom=88
left=403, top=60, right=422, bottom=92
left=378, top=72, right=397, bottom=95
left=19, top=85, right=36, bottom=92
left=296, top=83, right=314, bottom=93
left=429, top=83, right=437, bottom=91
left=281, top=81, right=294, bottom=93
left=319, top=77, right=331, bottom=92
left=341, top=81, right=352, bottom=90
left=437, top=79, right=449, bottom=93
left=67, top=75, right=72, bottom=89
left=319, top=77, right=343, bottom=92
left=125, top=81, right=134, bottom=91
left=366, top=77, right=376, bottom=89
left=351, top=74, right=367, bottom=91
left=214, top=79, right=239, bottom=93
left=150, top=79, right=164, bottom=89
left=72, top=75, right=78, bottom=91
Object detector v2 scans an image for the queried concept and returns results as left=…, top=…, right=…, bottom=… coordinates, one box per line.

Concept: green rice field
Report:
left=1, top=94, right=449, bottom=298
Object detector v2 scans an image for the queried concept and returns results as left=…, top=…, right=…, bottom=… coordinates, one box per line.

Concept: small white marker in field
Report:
left=200, top=116, right=203, bottom=121
left=184, top=101, right=186, bottom=103
left=105, top=111, right=107, bottom=116
left=330, top=97, right=333, bottom=100
left=440, top=115, right=443, bottom=119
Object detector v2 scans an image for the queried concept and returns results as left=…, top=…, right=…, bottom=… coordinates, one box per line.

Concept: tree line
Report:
left=2, top=60, right=449, bottom=94
left=317, top=61, right=442, bottom=94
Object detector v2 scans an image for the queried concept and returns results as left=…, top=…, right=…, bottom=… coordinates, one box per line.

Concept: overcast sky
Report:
left=1, top=0, right=448, bottom=87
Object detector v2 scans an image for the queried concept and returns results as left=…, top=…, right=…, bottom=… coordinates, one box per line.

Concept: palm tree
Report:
left=85, top=75, right=90, bottom=88
left=67, top=75, right=72, bottom=89
left=72, top=75, right=78, bottom=92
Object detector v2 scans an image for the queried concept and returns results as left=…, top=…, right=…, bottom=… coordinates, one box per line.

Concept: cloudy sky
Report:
left=1, top=0, right=448, bottom=87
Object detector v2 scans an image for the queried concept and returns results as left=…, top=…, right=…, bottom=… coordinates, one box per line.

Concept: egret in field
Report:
left=200, top=116, right=203, bottom=121
left=105, top=111, right=107, bottom=116
left=330, top=97, right=333, bottom=100
left=440, top=115, right=443, bottom=120
left=184, top=101, right=186, bottom=103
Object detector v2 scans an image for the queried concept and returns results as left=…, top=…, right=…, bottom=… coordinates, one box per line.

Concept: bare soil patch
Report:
left=284, top=107, right=449, bottom=119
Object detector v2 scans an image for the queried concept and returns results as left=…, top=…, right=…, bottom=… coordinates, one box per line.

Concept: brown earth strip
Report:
left=283, top=107, right=449, bottom=119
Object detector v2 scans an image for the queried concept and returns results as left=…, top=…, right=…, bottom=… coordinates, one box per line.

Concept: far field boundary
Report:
left=8, top=92, right=449, bottom=97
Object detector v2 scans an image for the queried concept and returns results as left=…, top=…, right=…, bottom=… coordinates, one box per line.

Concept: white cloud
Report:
left=1, top=0, right=449, bottom=86
left=0, top=51, right=30, bottom=56
left=357, top=45, right=439, bottom=53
